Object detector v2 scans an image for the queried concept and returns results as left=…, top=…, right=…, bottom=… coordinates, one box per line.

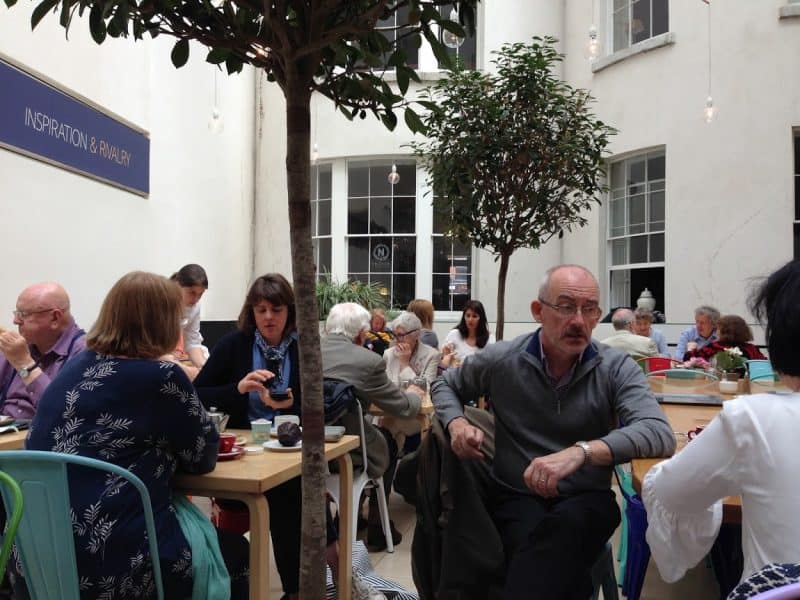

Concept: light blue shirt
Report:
left=650, top=328, right=668, bottom=355
left=674, top=326, right=718, bottom=359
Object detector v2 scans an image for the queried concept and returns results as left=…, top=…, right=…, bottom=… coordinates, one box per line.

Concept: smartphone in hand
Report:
left=268, top=389, right=291, bottom=401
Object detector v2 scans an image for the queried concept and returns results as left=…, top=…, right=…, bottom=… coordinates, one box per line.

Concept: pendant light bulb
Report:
left=442, top=8, right=464, bottom=49
left=703, top=96, right=717, bottom=123
left=387, top=164, right=400, bottom=185
left=208, top=107, right=224, bottom=134
left=584, top=24, right=601, bottom=60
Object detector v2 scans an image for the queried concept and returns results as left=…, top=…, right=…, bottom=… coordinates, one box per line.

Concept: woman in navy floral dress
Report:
left=24, top=271, right=248, bottom=599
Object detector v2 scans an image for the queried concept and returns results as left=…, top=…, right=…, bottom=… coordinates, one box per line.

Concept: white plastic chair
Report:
left=326, top=400, right=394, bottom=553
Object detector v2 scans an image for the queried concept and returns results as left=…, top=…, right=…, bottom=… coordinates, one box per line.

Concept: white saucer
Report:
left=263, top=439, right=302, bottom=452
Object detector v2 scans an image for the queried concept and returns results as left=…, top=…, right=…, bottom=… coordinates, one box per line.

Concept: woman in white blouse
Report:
left=440, top=299, right=494, bottom=369
left=643, top=259, right=800, bottom=585
left=170, top=263, right=209, bottom=368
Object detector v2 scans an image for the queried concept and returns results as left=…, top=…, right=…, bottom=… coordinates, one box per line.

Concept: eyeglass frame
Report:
left=393, top=328, right=420, bottom=340
left=12, top=308, right=60, bottom=320
left=537, top=298, right=603, bottom=320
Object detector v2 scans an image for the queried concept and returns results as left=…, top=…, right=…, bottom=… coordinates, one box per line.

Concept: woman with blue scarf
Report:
left=195, top=273, right=305, bottom=598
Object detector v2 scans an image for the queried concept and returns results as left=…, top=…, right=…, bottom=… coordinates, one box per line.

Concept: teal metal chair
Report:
left=0, top=451, right=164, bottom=600
left=0, top=470, right=23, bottom=583
left=746, top=359, right=776, bottom=384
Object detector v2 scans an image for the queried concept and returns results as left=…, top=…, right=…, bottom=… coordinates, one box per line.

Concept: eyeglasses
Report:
left=12, top=308, right=58, bottom=320
left=538, top=298, right=602, bottom=320
left=394, top=328, right=420, bottom=340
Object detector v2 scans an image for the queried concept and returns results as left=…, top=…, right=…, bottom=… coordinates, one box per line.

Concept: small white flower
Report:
left=726, top=347, right=743, bottom=357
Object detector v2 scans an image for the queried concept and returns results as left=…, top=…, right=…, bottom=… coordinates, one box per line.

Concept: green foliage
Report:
left=315, top=273, right=387, bottom=321
left=412, top=37, right=615, bottom=256
left=411, top=37, right=615, bottom=337
left=20, top=0, right=478, bottom=133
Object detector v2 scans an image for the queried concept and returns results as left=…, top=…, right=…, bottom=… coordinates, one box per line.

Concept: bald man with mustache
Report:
left=431, top=264, right=674, bottom=599
left=0, top=282, right=85, bottom=419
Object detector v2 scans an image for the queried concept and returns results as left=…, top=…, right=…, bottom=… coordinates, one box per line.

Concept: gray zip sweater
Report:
left=431, top=329, right=676, bottom=496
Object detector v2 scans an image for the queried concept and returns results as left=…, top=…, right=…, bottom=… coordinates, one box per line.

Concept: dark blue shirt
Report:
left=26, top=350, right=218, bottom=599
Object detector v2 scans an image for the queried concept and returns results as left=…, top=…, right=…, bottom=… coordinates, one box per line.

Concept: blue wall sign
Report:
left=0, top=57, right=150, bottom=196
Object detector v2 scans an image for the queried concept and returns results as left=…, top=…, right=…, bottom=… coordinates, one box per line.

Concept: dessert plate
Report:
left=263, top=440, right=302, bottom=452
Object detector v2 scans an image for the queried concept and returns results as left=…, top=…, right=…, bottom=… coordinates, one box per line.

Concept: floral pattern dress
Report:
left=25, top=350, right=218, bottom=599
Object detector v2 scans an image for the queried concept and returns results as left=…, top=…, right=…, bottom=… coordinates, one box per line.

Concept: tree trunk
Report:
left=284, top=75, right=327, bottom=598
left=495, top=252, right=510, bottom=341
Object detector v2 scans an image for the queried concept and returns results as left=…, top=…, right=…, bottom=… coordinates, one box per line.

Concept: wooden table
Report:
left=369, top=394, right=434, bottom=432
left=631, top=400, right=742, bottom=523
left=0, top=429, right=28, bottom=451
left=174, top=431, right=360, bottom=600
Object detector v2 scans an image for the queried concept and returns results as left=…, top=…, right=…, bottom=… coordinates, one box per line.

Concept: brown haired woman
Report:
left=26, top=272, right=248, bottom=599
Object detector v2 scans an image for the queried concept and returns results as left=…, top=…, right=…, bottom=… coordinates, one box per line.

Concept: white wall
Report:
left=563, top=0, right=800, bottom=324
left=0, top=6, right=256, bottom=327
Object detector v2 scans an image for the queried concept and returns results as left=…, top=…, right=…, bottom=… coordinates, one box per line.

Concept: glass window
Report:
left=438, top=6, right=477, bottom=70
left=613, top=0, right=669, bottom=53
left=608, top=150, right=666, bottom=310
left=311, top=164, right=332, bottom=280
left=374, top=5, right=419, bottom=70
left=347, top=160, right=417, bottom=308
left=432, top=208, right=472, bottom=311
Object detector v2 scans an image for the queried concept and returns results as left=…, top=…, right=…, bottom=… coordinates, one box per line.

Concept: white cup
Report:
left=273, top=414, right=300, bottom=429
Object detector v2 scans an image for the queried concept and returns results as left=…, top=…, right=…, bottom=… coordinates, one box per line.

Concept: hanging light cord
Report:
left=707, top=1, right=712, bottom=99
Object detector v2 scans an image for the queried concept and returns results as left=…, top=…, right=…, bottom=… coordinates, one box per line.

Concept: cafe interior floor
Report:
left=196, top=484, right=720, bottom=599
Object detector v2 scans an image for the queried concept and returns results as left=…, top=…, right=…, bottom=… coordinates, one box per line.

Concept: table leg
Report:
left=336, top=453, right=353, bottom=600
left=199, top=490, right=270, bottom=600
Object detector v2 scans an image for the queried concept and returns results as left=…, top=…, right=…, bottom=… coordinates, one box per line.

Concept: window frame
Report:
left=606, top=150, right=666, bottom=309
left=610, top=0, right=669, bottom=54
left=345, top=158, right=418, bottom=309
left=311, top=163, right=333, bottom=282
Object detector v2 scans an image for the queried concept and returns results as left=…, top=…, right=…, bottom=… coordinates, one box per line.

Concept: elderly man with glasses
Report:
left=0, top=282, right=85, bottom=419
left=431, top=264, right=674, bottom=599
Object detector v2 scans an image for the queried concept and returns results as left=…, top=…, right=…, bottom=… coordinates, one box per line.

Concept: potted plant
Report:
left=315, top=273, right=387, bottom=321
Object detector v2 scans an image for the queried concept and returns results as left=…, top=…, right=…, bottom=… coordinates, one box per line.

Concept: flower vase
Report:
left=719, top=371, right=739, bottom=394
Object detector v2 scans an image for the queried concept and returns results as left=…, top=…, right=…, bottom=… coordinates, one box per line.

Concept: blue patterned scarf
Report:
left=249, top=330, right=297, bottom=421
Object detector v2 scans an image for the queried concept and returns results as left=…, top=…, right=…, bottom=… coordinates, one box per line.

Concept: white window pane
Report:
left=613, top=6, right=630, bottom=51
left=630, top=236, right=648, bottom=263
left=649, top=191, right=664, bottom=231
left=610, top=198, right=626, bottom=236
left=611, top=162, right=624, bottom=190
left=610, top=269, right=630, bottom=308
left=629, top=194, right=646, bottom=234
left=650, top=233, right=664, bottom=262
left=612, top=239, right=627, bottom=265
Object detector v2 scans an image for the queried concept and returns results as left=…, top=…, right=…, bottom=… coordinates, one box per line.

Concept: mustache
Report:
left=563, top=327, right=587, bottom=338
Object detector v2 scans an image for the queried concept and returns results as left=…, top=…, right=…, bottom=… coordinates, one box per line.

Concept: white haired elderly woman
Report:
left=384, top=312, right=442, bottom=387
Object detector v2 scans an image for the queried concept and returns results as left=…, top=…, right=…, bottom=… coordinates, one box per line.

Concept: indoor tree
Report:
left=412, top=37, right=615, bottom=339
left=2, top=0, right=477, bottom=595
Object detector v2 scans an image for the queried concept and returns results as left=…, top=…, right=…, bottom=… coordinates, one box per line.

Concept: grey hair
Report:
left=325, top=302, right=371, bottom=339
left=611, top=308, right=634, bottom=331
left=633, top=308, right=654, bottom=323
left=695, top=305, right=721, bottom=324
left=537, top=264, right=599, bottom=299
left=391, top=312, right=422, bottom=333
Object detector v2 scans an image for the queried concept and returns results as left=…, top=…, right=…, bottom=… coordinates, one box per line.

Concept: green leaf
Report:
left=88, top=4, right=106, bottom=44
left=171, top=38, right=190, bottom=68
left=206, top=47, right=230, bottom=64
left=112, top=2, right=129, bottom=36
left=404, top=108, right=426, bottom=134
left=381, top=111, right=397, bottom=131
left=4, top=0, right=18, bottom=8
left=30, top=0, right=59, bottom=29
left=396, top=65, right=410, bottom=95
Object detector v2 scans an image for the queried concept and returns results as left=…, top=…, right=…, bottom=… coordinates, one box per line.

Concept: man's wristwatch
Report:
left=574, top=441, right=592, bottom=466
left=17, top=362, right=38, bottom=379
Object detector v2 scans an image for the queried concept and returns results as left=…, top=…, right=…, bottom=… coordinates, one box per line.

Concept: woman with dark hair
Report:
left=440, top=299, right=494, bottom=369
left=642, top=259, right=800, bottom=588
left=26, top=272, right=248, bottom=599
left=682, top=314, right=766, bottom=362
left=170, top=263, right=209, bottom=369
left=194, top=273, right=332, bottom=599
